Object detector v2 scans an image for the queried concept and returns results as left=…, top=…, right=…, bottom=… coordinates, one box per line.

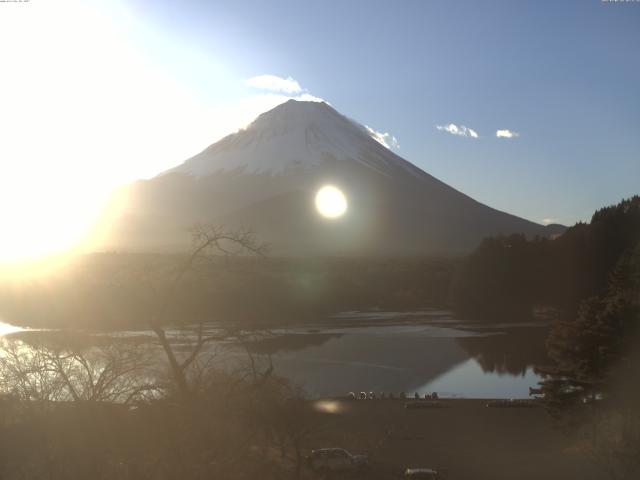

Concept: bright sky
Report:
left=0, top=0, right=638, bottom=261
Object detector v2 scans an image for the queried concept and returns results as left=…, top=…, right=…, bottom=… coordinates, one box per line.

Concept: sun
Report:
left=315, top=185, right=347, bottom=219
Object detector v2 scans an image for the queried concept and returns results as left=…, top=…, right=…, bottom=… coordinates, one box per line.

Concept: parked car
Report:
left=405, top=468, right=441, bottom=479
left=307, top=448, right=368, bottom=474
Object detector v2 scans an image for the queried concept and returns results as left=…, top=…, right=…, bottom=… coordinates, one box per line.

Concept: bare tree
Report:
left=0, top=335, right=159, bottom=405
left=138, top=224, right=267, bottom=401
left=250, top=379, right=326, bottom=480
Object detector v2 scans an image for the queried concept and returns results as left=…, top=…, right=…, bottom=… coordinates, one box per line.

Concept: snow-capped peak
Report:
left=164, top=100, right=407, bottom=177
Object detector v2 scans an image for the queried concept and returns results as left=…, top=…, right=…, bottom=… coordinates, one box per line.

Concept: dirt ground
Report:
left=304, top=398, right=601, bottom=480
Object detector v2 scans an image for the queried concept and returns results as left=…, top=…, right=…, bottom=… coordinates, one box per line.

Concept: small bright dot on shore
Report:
left=315, top=185, right=347, bottom=218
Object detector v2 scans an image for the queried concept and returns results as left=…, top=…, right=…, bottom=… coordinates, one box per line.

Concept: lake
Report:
left=221, top=310, right=549, bottom=398
left=0, top=310, right=549, bottom=399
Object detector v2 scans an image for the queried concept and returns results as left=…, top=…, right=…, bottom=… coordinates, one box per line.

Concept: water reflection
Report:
left=418, top=359, right=540, bottom=399
left=1, top=316, right=550, bottom=399
left=243, top=333, right=343, bottom=354
left=456, top=327, right=550, bottom=376
left=230, top=322, right=548, bottom=398
left=244, top=333, right=469, bottom=398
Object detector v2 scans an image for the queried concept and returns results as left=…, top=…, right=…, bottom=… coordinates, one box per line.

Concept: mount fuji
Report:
left=102, top=100, right=563, bottom=255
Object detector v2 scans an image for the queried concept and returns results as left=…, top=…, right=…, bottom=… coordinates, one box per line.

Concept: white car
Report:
left=405, top=468, right=441, bottom=479
left=307, top=448, right=368, bottom=474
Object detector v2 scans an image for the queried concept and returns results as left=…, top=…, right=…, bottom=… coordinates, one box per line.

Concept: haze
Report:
left=1, top=0, right=639, bottom=261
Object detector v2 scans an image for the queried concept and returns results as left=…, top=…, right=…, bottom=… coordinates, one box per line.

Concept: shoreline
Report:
left=302, top=397, right=597, bottom=480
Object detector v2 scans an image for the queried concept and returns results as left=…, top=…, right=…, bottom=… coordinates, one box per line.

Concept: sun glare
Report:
left=0, top=0, right=211, bottom=262
left=315, top=185, right=348, bottom=219
left=0, top=1, right=323, bottom=262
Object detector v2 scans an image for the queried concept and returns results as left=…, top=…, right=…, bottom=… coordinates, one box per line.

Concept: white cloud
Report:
left=295, top=92, right=326, bottom=103
left=542, top=218, right=558, bottom=225
left=244, top=75, right=326, bottom=104
left=436, top=123, right=479, bottom=139
left=196, top=76, right=326, bottom=150
left=365, top=125, right=400, bottom=149
left=208, top=92, right=325, bottom=135
left=245, top=74, right=302, bottom=94
left=496, top=129, right=519, bottom=138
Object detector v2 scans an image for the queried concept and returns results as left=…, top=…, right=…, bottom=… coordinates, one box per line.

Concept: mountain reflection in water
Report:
left=456, top=327, right=550, bottom=376
left=235, top=321, right=549, bottom=398
left=0, top=315, right=550, bottom=399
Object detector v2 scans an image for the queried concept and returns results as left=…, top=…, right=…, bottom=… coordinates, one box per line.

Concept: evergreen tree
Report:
left=538, top=242, right=640, bottom=423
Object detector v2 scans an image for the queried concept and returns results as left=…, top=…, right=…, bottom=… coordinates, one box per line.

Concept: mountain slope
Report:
left=101, top=100, right=561, bottom=255
left=166, top=99, right=424, bottom=178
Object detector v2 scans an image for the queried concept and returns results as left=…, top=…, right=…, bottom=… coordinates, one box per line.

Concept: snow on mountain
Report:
left=165, top=100, right=419, bottom=178
left=101, top=100, right=561, bottom=255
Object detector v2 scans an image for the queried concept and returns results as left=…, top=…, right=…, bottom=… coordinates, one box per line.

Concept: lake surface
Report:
left=223, top=311, right=549, bottom=398
left=0, top=310, right=549, bottom=399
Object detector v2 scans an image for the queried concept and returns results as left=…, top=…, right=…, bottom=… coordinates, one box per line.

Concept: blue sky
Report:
left=0, top=0, right=638, bottom=258
left=123, top=0, right=640, bottom=225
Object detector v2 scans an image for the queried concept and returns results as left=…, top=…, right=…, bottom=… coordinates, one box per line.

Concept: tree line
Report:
left=453, top=196, right=640, bottom=321
left=455, top=196, right=640, bottom=480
